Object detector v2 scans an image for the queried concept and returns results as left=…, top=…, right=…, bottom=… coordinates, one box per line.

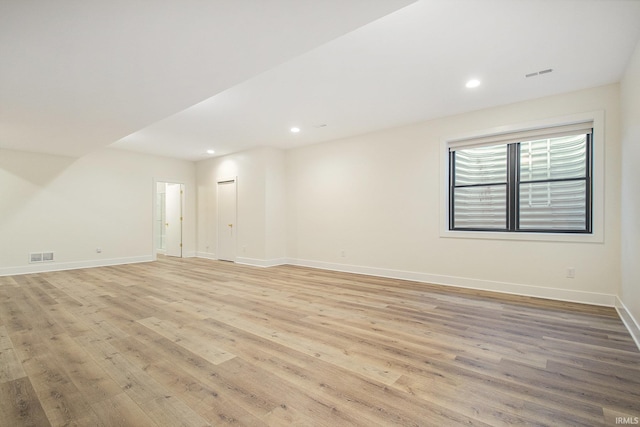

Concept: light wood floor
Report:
left=1, top=257, right=639, bottom=426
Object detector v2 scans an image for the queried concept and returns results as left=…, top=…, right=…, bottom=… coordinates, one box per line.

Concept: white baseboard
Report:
left=285, top=258, right=639, bottom=350
left=615, top=297, right=640, bottom=351
left=6, top=252, right=630, bottom=348
left=194, top=251, right=217, bottom=260
left=0, top=255, right=153, bottom=277
left=286, top=258, right=617, bottom=307
left=235, top=257, right=288, bottom=268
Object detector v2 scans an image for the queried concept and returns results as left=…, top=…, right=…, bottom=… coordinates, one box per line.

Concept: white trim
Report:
left=195, top=251, right=217, bottom=260
left=439, top=110, right=605, bottom=243
left=444, top=112, right=602, bottom=147
left=615, top=297, right=640, bottom=351
left=448, top=121, right=594, bottom=151
left=2, top=252, right=635, bottom=350
left=286, top=258, right=616, bottom=307
left=235, top=257, right=288, bottom=268
left=153, top=178, right=187, bottom=259
left=216, top=177, right=238, bottom=262
left=0, top=256, right=153, bottom=277
left=439, top=229, right=602, bottom=243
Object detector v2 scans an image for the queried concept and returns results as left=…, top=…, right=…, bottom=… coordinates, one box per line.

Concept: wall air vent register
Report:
left=29, top=252, right=54, bottom=263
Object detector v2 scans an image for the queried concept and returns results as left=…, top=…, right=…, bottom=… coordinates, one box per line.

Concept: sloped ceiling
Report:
left=1, top=0, right=414, bottom=157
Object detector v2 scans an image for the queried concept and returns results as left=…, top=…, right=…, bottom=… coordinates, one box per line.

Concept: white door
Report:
left=217, top=180, right=236, bottom=261
left=165, top=183, right=183, bottom=257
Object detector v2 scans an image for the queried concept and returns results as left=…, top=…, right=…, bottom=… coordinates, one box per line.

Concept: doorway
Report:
left=217, top=179, right=236, bottom=261
left=155, top=181, right=184, bottom=258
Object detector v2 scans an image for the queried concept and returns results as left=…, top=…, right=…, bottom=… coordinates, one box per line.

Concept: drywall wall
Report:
left=264, top=147, right=288, bottom=262
left=0, top=148, right=196, bottom=275
left=196, top=147, right=286, bottom=265
left=620, top=40, right=640, bottom=342
left=286, top=84, right=621, bottom=305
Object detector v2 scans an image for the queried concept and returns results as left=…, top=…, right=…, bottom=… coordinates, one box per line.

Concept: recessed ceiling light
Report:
left=290, top=127, right=300, bottom=133
left=206, top=149, right=215, bottom=154
left=465, top=79, right=481, bottom=89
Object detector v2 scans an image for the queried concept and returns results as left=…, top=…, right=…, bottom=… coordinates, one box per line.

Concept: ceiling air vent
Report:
left=526, top=68, right=553, bottom=78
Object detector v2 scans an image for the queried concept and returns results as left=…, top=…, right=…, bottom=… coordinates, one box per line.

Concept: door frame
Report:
left=216, top=176, right=237, bottom=262
left=152, top=179, right=186, bottom=260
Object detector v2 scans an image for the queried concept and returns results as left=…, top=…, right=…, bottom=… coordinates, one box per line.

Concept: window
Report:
left=449, top=124, right=592, bottom=233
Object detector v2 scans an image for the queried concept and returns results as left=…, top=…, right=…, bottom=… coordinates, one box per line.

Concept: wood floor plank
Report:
left=11, top=330, right=98, bottom=426
left=45, top=333, right=123, bottom=405
left=90, top=392, right=156, bottom=427
left=44, top=304, right=93, bottom=337
left=136, top=394, right=212, bottom=427
left=182, top=315, right=397, bottom=424
left=0, top=288, right=37, bottom=333
left=0, top=376, right=51, bottom=427
left=0, top=325, right=27, bottom=383
left=137, top=316, right=236, bottom=365
left=115, top=327, right=276, bottom=424
left=1, top=256, right=639, bottom=426
left=76, top=336, right=168, bottom=404
left=110, top=335, right=265, bottom=426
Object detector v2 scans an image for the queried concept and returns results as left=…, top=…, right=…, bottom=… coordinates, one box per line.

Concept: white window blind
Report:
left=518, top=133, right=588, bottom=231
left=452, top=144, right=508, bottom=229
left=449, top=124, right=592, bottom=233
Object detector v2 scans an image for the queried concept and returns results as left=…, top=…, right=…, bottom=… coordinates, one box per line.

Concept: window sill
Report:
left=440, top=229, right=603, bottom=243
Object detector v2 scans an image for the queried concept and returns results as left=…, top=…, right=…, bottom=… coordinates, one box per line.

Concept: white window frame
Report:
left=440, top=111, right=605, bottom=243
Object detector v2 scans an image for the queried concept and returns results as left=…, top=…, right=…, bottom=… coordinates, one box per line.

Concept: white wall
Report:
left=196, top=147, right=287, bottom=265
left=620, top=40, right=640, bottom=343
left=0, top=148, right=196, bottom=275
left=1, top=79, right=633, bottom=339
left=286, top=84, right=621, bottom=305
left=264, top=148, right=288, bottom=262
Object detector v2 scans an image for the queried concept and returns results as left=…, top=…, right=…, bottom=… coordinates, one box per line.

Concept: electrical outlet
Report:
left=340, top=249, right=346, bottom=257
left=566, top=267, right=575, bottom=278
left=96, top=248, right=102, bottom=253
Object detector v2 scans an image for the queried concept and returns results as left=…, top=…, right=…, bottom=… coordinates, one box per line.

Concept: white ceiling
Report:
left=3, top=1, right=640, bottom=161
left=0, top=0, right=414, bottom=157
